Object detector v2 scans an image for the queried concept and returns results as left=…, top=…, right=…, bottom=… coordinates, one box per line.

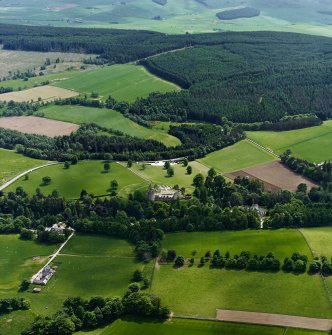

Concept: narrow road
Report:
left=246, top=138, right=280, bottom=159
left=0, top=161, right=59, bottom=192
left=31, top=232, right=75, bottom=283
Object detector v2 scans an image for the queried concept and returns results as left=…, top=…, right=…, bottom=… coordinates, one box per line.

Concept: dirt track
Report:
left=216, top=310, right=332, bottom=331
left=0, top=116, right=79, bottom=137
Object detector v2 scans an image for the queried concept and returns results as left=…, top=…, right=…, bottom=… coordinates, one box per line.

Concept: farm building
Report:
left=148, top=184, right=181, bottom=202
left=45, top=223, right=74, bottom=234
left=32, top=265, right=56, bottom=285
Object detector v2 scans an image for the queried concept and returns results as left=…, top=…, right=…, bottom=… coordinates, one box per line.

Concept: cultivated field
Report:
left=247, top=121, right=332, bottom=163
left=127, top=161, right=209, bottom=192
left=225, top=161, right=317, bottom=193
left=7, top=161, right=148, bottom=198
left=0, top=148, right=43, bottom=186
left=300, top=227, right=332, bottom=257
left=198, top=140, right=276, bottom=173
left=53, top=64, right=180, bottom=102
left=0, top=85, right=78, bottom=103
left=41, top=105, right=181, bottom=147
left=0, top=116, right=79, bottom=137
left=95, top=318, right=327, bottom=335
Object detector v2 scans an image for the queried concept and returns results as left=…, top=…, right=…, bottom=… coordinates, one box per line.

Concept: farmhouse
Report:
left=32, top=265, right=56, bottom=285
left=244, top=204, right=266, bottom=217
left=148, top=184, right=181, bottom=202
left=45, top=223, right=74, bottom=234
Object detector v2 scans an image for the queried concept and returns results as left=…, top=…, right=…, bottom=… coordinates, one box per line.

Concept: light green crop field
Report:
left=0, top=149, right=44, bottom=186
left=300, top=227, right=332, bottom=257
left=247, top=121, right=332, bottom=163
left=78, top=318, right=327, bottom=335
left=126, top=161, right=210, bottom=192
left=162, top=230, right=311, bottom=260
left=7, top=161, right=148, bottom=199
left=41, top=105, right=181, bottom=147
left=53, top=64, right=180, bottom=102
left=198, top=140, right=276, bottom=173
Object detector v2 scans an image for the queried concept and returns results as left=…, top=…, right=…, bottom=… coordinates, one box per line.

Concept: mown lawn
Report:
left=198, top=140, right=276, bottom=173
left=7, top=161, right=148, bottom=198
left=0, top=148, right=44, bottom=186
left=162, top=230, right=312, bottom=260
left=247, top=121, right=332, bottom=163
left=127, top=161, right=209, bottom=193
left=41, top=105, right=181, bottom=147
left=81, top=317, right=328, bottom=335
left=53, top=64, right=180, bottom=102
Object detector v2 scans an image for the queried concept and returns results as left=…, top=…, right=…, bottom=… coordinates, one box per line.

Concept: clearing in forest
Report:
left=0, top=116, right=79, bottom=137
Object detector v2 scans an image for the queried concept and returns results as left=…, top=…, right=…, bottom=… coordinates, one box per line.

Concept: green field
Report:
left=41, top=105, right=181, bottom=147
left=247, top=121, right=332, bottom=163
left=7, top=161, right=148, bottom=199
left=198, top=140, right=276, bottom=173
left=0, top=149, right=44, bottom=186
left=0, top=310, right=36, bottom=335
left=162, top=230, right=311, bottom=260
left=53, top=64, right=180, bottom=102
left=151, top=230, right=331, bottom=319
left=126, top=161, right=210, bottom=192
left=84, top=317, right=327, bottom=335
left=300, top=227, right=332, bottom=257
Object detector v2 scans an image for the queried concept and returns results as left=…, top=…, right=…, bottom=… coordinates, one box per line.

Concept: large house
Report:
left=32, top=265, right=56, bottom=285
left=45, top=223, right=74, bottom=234
left=148, top=184, right=182, bottom=202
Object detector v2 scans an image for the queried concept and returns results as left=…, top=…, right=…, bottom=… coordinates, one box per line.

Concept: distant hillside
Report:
left=216, top=7, right=260, bottom=20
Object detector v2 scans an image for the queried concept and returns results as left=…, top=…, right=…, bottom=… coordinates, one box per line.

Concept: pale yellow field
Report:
left=0, top=85, right=78, bottom=102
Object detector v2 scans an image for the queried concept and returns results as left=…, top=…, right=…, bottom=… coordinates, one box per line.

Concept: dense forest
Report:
left=2, top=24, right=332, bottom=125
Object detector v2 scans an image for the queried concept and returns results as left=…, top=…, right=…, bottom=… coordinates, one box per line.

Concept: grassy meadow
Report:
left=0, top=149, right=44, bottom=186
left=162, top=230, right=311, bottom=260
left=7, top=161, right=148, bottom=198
left=127, top=161, right=210, bottom=192
left=300, top=227, right=332, bottom=257
left=41, top=105, right=181, bottom=147
left=247, top=121, right=332, bottom=163
left=198, top=140, right=276, bottom=173
left=53, top=64, right=180, bottom=102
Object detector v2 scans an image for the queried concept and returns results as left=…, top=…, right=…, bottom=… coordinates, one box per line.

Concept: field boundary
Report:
left=0, top=161, right=59, bottom=191
left=216, top=309, right=332, bottom=331
left=246, top=138, right=280, bottom=159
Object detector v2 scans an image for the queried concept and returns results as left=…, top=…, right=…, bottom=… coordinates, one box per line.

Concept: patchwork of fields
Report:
left=247, top=121, right=332, bottom=163
left=7, top=161, right=148, bottom=198
left=41, top=105, right=181, bottom=147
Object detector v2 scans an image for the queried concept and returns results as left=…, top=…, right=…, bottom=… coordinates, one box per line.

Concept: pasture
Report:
left=91, top=317, right=328, bottom=335
left=0, top=310, right=36, bottom=335
left=247, top=121, right=332, bottom=163
left=161, top=230, right=311, bottom=260
left=0, top=116, right=79, bottom=137
left=0, top=85, right=78, bottom=103
left=7, top=161, right=148, bottom=198
left=41, top=105, right=181, bottom=147
left=0, top=148, right=43, bottom=186
left=198, top=140, right=276, bottom=173
left=152, top=230, right=331, bottom=319
left=226, top=161, right=317, bottom=193
left=127, top=161, right=209, bottom=192
left=53, top=64, right=180, bottom=102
